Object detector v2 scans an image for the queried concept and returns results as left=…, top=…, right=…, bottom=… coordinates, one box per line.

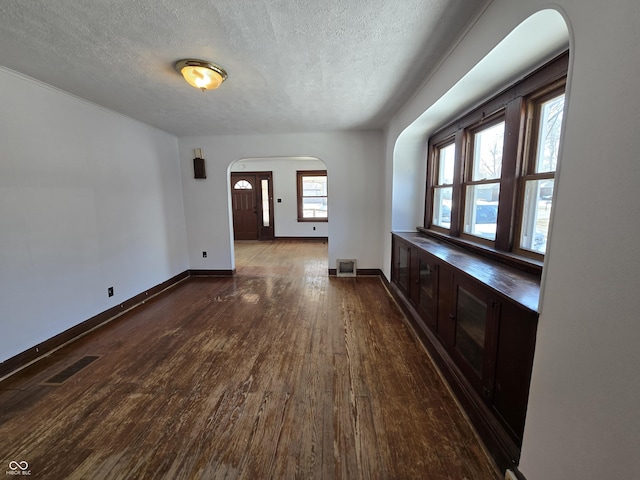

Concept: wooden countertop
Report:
left=393, top=231, right=541, bottom=313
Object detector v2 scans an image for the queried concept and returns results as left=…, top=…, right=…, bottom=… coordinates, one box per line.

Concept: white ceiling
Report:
left=0, top=0, right=486, bottom=137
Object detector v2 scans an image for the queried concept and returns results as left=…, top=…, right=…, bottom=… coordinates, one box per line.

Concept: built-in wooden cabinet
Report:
left=391, top=232, right=540, bottom=473
left=393, top=239, right=412, bottom=298
left=414, top=251, right=439, bottom=331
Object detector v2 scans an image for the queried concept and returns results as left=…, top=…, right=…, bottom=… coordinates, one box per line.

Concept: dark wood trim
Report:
left=189, top=269, right=235, bottom=277
left=384, top=279, right=520, bottom=474
left=328, top=268, right=382, bottom=277
left=495, top=97, right=525, bottom=251
left=0, top=271, right=189, bottom=380
left=450, top=130, right=465, bottom=237
left=508, top=466, right=528, bottom=480
left=417, top=227, right=542, bottom=276
left=296, top=218, right=329, bottom=222
left=296, top=170, right=328, bottom=222
left=424, top=51, right=568, bottom=267
left=274, top=236, right=328, bottom=242
left=432, top=52, right=569, bottom=142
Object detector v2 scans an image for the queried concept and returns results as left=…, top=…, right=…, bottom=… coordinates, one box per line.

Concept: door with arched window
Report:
left=231, top=172, right=274, bottom=240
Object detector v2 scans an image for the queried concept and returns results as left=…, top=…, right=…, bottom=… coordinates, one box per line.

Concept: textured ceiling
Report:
left=0, top=0, right=485, bottom=137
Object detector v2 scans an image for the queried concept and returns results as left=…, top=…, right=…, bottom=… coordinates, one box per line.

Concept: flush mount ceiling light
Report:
left=175, top=59, right=228, bottom=91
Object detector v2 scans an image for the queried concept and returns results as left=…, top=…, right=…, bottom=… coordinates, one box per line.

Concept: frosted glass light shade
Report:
left=175, top=60, right=227, bottom=91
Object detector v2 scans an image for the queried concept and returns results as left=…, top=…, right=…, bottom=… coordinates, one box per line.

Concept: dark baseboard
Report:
left=0, top=270, right=190, bottom=380
left=328, top=268, right=382, bottom=276
left=379, top=271, right=392, bottom=286
left=274, top=236, right=328, bottom=242
left=508, top=467, right=527, bottom=480
left=189, top=269, right=234, bottom=277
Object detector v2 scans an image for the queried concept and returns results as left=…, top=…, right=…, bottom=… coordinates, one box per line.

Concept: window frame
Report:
left=460, top=114, right=506, bottom=246
left=513, top=82, right=566, bottom=260
left=430, top=137, right=457, bottom=233
left=423, top=52, right=568, bottom=272
left=296, top=170, right=328, bottom=222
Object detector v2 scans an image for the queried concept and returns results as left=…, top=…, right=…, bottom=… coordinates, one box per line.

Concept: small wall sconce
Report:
left=193, top=148, right=206, bottom=179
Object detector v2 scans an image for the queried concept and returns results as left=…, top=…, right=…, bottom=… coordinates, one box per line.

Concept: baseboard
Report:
left=189, top=269, right=235, bottom=277
left=274, top=236, right=328, bottom=242
left=0, top=270, right=190, bottom=381
left=506, top=467, right=527, bottom=480
left=328, top=268, right=382, bottom=276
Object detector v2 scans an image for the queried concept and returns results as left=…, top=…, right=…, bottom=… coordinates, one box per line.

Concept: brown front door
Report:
left=231, top=174, right=258, bottom=240
left=231, top=172, right=275, bottom=240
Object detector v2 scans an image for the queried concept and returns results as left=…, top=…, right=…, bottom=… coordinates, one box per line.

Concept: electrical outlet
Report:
left=202, top=251, right=207, bottom=258
left=108, top=287, right=114, bottom=297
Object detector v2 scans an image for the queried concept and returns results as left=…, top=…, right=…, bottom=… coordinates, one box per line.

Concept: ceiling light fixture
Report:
left=175, top=59, right=228, bottom=92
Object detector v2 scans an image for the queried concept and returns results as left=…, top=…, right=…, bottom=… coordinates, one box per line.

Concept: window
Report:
left=425, top=52, right=568, bottom=265
left=261, top=178, right=270, bottom=227
left=297, top=170, right=328, bottom=221
left=432, top=141, right=455, bottom=229
left=233, top=179, right=252, bottom=189
left=463, top=120, right=504, bottom=242
left=517, top=90, right=565, bottom=256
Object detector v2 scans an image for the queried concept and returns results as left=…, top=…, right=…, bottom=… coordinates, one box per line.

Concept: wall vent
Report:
left=336, top=259, right=357, bottom=277
left=42, top=355, right=100, bottom=385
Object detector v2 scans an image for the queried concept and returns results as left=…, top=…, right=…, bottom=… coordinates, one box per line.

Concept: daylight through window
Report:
left=297, top=170, right=328, bottom=221
left=424, top=52, right=568, bottom=263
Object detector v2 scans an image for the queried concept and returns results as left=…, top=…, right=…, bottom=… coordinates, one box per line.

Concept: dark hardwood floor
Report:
left=0, top=240, right=499, bottom=479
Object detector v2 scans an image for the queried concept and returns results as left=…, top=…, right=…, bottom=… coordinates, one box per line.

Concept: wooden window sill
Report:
left=416, top=227, right=543, bottom=276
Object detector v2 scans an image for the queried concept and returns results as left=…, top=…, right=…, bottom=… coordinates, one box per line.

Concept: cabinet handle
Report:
left=448, top=314, right=455, bottom=320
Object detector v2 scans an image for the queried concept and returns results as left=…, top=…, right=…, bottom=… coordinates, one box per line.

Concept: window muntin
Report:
left=432, top=142, right=455, bottom=229
left=462, top=120, right=504, bottom=242
left=233, top=179, right=252, bottom=189
left=518, top=91, right=565, bottom=256
left=424, top=52, right=568, bottom=267
left=297, top=170, right=328, bottom=221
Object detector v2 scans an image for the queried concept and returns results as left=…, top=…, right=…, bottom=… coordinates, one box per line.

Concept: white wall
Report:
left=178, top=132, right=383, bottom=271
left=0, top=68, right=189, bottom=363
left=230, top=157, right=328, bottom=238
left=384, top=1, right=640, bottom=478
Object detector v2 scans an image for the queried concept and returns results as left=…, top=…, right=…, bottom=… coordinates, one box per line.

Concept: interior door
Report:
left=231, top=174, right=258, bottom=240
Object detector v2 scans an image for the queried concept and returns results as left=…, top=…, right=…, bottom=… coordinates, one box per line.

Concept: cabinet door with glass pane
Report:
left=393, top=238, right=412, bottom=298
left=415, top=251, right=439, bottom=331
left=450, top=274, right=498, bottom=395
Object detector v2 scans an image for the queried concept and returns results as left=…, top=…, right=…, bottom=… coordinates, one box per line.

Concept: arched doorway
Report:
left=228, top=156, right=329, bottom=276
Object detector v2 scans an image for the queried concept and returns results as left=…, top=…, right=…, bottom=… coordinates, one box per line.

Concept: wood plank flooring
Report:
left=0, top=240, right=499, bottom=479
left=234, top=239, right=328, bottom=277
